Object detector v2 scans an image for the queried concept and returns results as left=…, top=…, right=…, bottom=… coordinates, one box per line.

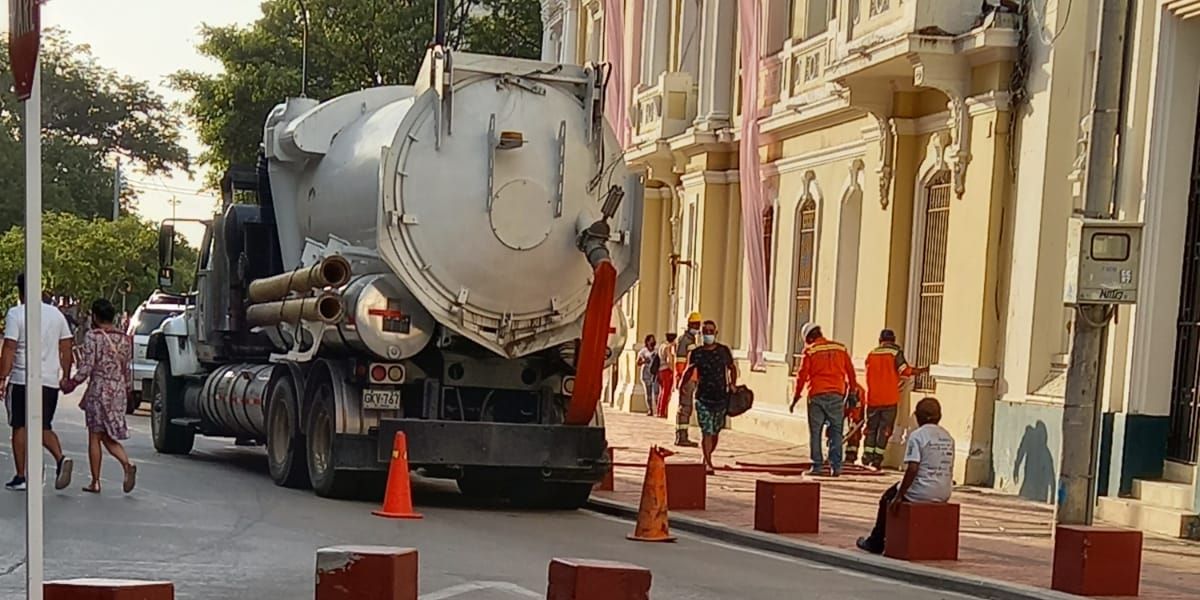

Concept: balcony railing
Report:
left=785, top=34, right=831, bottom=98
left=630, top=71, right=698, bottom=145
left=844, top=0, right=990, bottom=44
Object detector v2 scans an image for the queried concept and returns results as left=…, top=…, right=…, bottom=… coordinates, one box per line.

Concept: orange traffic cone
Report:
left=627, top=446, right=676, bottom=542
left=373, top=432, right=423, bottom=519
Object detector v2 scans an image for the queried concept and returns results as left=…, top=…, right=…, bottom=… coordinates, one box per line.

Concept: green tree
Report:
left=0, top=213, right=197, bottom=312
left=0, top=31, right=191, bottom=231
left=172, top=0, right=543, bottom=182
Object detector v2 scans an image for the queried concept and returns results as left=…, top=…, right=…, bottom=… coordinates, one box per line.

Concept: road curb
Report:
left=586, top=497, right=1082, bottom=600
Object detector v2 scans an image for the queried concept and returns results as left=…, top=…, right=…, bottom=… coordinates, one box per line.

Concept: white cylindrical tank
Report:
left=265, top=53, right=641, bottom=359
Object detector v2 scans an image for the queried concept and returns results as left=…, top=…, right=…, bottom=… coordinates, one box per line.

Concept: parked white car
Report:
left=127, top=294, right=188, bottom=413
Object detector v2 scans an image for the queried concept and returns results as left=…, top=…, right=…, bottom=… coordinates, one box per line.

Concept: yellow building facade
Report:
left=543, top=0, right=1200, bottom=538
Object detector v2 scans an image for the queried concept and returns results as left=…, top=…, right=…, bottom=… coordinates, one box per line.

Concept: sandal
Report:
left=82, top=483, right=100, bottom=494
left=122, top=464, right=137, bottom=494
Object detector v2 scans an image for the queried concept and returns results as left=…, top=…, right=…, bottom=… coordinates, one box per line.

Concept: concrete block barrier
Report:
left=664, top=462, right=706, bottom=510
left=884, top=502, right=960, bottom=561
left=754, top=479, right=820, bottom=534
left=1051, top=525, right=1142, bottom=596
left=44, top=579, right=173, bottom=600
left=316, top=545, right=418, bottom=600
left=547, top=558, right=651, bottom=600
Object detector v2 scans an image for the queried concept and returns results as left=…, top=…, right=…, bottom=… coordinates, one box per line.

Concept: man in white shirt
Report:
left=856, top=397, right=955, bottom=554
left=0, top=274, right=75, bottom=491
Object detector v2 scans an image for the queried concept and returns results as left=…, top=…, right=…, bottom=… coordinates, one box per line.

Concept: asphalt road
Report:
left=0, top=403, right=973, bottom=599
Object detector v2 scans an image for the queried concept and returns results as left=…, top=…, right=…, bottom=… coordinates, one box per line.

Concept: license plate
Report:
left=362, top=389, right=402, bottom=411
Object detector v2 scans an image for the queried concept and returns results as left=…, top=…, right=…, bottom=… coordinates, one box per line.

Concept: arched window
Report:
left=790, top=196, right=817, bottom=368
left=762, top=205, right=776, bottom=286
left=913, top=171, right=951, bottom=392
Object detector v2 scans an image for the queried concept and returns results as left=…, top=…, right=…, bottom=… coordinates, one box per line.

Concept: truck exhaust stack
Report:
left=246, top=292, right=345, bottom=327
left=247, top=255, right=352, bottom=303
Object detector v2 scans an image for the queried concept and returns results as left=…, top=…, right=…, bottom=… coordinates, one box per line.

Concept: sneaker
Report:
left=856, top=536, right=883, bottom=555
left=55, top=457, right=73, bottom=490
left=5, top=476, right=26, bottom=491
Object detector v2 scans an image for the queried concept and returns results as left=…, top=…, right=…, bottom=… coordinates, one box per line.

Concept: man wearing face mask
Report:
left=672, top=312, right=703, bottom=447
left=681, top=320, right=737, bottom=474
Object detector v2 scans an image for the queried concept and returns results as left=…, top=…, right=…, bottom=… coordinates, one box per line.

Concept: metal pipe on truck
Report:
left=247, top=255, right=352, bottom=303
left=246, top=292, right=345, bottom=327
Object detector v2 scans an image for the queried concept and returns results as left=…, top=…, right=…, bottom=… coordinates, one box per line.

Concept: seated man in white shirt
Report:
left=856, top=397, right=955, bottom=554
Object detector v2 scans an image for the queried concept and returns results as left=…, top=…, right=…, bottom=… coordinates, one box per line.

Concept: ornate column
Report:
left=694, top=0, right=736, bottom=130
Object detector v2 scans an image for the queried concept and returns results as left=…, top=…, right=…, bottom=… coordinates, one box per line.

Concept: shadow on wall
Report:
left=1013, top=421, right=1056, bottom=503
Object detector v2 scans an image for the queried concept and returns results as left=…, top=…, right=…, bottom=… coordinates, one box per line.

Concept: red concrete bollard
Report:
left=1051, top=525, right=1142, bottom=596
left=884, top=502, right=960, bottom=561
left=665, top=462, right=706, bottom=510
left=316, top=546, right=418, bottom=600
left=595, top=447, right=615, bottom=492
left=754, top=480, right=820, bottom=534
left=547, top=558, right=651, bottom=600
left=45, top=579, right=174, bottom=600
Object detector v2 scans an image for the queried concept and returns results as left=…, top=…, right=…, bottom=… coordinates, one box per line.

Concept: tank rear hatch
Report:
left=377, top=52, right=640, bottom=358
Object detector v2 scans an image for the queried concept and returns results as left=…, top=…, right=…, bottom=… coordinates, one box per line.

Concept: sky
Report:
left=1, top=0, right=267, bottom=241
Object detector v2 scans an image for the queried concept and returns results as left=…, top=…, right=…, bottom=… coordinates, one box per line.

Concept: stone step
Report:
left=1096, top=497, right=1200, bottom=540
left=1132, top=479, right=1196, bottom=511
left=1163, top=460, right=1196, bottom=485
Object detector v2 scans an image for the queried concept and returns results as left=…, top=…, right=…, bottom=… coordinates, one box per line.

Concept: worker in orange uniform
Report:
left=790, top=323, right=859, bottom=477
left=673, top=312, right=703, bottom=447
left=862, top=329, right=929, bottom=469
left=842, top=381, right=867, bottom=466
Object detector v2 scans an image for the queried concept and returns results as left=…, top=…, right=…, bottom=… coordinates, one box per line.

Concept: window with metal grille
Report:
left=791, top=197, right=818, bottom=370
left=913, top=172, right=951, bottom=392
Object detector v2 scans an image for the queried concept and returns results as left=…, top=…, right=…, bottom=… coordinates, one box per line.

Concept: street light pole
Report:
left=24, top=61, right=44, bottom=600
left=297, top=0, right=309, bottom=98
left=1057, top=0, right=1131, bottom=526
left=112, top=157, right=121, bottom=221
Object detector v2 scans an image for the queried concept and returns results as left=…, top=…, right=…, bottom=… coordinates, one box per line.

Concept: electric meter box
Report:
left=1064, top=217, right=1142, bottom=305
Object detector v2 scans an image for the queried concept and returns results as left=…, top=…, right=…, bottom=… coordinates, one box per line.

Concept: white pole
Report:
left=112, top=157, right=120, bottom=221
left=25, top=61, right=43, bottom=600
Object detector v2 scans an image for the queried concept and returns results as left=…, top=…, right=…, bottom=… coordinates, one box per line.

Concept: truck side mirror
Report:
left=158, top=223, right=176, bottom=268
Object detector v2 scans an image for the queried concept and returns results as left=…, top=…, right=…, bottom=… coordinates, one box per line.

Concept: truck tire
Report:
left=266, top=376, right=309, bottom=489
left=150, top=361, right=194, bottom=455
left=126, top=391, right=141, bottom=415
left=305, top=377, right=361, bottom=499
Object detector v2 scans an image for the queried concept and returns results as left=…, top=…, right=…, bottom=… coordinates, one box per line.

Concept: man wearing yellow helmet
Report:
left=672, top=311, right=703, bottom=447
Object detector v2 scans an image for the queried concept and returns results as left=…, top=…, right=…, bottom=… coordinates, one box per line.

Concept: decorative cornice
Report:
left=679, top=169, right=739, bottom=188
left=929, top=363, right=1000, bottom=387
left=761, top=139, right=867, bottom=179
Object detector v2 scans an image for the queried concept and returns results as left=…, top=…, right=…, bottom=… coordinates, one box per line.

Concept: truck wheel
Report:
left=306, top=379, right=361, bottom=499
left=150, top=361, right=194, bottom=455
left=266, top=376, right=309, bottom=489
left=126, top=391, right=141, bottom=415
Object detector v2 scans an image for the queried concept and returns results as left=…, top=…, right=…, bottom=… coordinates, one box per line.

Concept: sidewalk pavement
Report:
left=595, top=412, right=1200, bottom=600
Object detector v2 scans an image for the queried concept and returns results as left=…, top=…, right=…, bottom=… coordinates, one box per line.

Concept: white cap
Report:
left=801, top=322, right=821, bottom=342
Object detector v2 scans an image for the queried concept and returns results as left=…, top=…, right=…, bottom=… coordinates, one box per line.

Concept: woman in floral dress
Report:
left=65, top=298, right=136, bottom=494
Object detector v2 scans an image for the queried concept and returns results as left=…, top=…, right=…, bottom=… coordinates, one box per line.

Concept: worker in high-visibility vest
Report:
left=673, top=311, right=703, bottom=447
left=862, top=329, right=928, bottom=469
left=791, top=323, right=859, bottom=476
